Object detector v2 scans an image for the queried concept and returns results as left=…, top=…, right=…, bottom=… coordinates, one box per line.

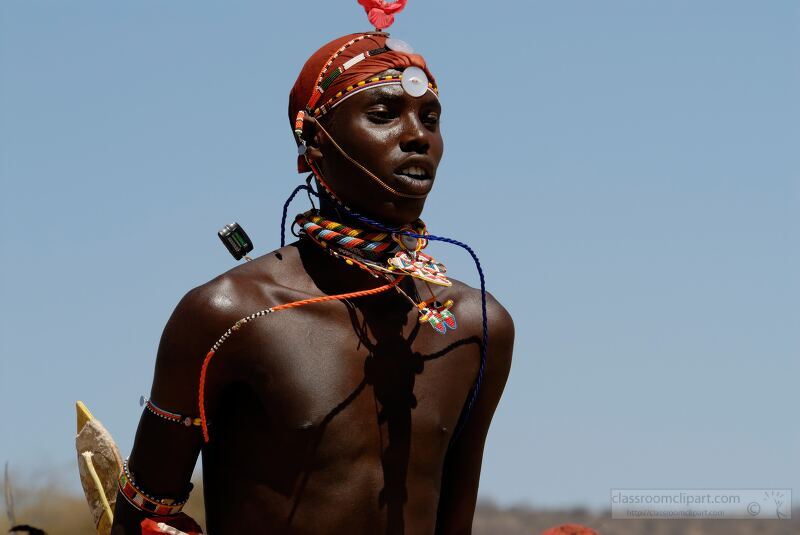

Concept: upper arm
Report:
left=436, top=292, right=515, bottom=534
left=112, top=282, right=238, bottom=531
left=134, top=285, right=221, bottom=476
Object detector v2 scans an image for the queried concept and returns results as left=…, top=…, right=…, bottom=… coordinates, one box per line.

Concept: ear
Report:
left=300, top=114, right=325, bottom=163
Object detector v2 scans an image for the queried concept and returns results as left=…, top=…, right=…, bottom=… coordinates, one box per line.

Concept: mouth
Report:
left=392, top=162, right=435, bottom=195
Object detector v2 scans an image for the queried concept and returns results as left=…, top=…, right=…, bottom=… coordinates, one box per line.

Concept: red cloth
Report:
left=541, top=524, right=600, bottom=535
left=288, top=32, right=437, bottom=172
left=141, top=514, right=203, bottom=535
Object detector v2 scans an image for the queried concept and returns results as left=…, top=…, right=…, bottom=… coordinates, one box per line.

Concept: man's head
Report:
left=289, top=33, right=442, bottom=225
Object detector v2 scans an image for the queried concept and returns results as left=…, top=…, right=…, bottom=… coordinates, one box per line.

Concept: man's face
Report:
left=315, top=69, right=443, bottom=225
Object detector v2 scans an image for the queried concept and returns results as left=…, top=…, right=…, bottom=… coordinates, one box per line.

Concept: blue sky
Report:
left=1, top=1, right=798, bottom=509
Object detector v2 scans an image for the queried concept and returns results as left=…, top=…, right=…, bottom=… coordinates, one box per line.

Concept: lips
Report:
left=392, top=158, right=435, bottom=195
left=392, top=172, right=435, bottom=195
left=396, top=165, right=429, bottom=179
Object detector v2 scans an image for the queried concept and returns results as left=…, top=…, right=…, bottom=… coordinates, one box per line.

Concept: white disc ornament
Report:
left=401, top=66, right=429, bottom=98
left=386, top=37, right=415, bottom=54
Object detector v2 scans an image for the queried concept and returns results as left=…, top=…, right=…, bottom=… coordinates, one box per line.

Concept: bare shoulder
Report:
left=445, top=278, right=514, bottom=337
left=173, top=245, right=303, bottom=324
left=445, top=278, right=515, bottom=373
left=150, top=247, right=300, bottom=404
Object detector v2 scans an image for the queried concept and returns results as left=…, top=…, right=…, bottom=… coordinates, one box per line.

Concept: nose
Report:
left=398, top=111, right=430, bottom=154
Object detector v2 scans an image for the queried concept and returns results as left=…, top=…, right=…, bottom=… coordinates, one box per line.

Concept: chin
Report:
left=316, top=166, right=431, bottom=226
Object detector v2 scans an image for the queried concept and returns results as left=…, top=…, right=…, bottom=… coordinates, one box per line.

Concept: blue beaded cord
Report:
left=280, top=184, right=311, bottom=248
left=279, top=180, right=488, bottom=442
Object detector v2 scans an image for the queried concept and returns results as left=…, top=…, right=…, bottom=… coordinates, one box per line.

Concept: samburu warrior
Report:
left=111, top=1, right=514, bottom=533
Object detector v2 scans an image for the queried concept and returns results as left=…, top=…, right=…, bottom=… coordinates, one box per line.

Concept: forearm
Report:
left=436, top=297, right=513, bottom=534
left=110, top=491, right=147, bottom=534
left=435, top=466, right=479, bottom=535
left=435, top=511, right=474, bottom=535
left=109, top=410, right=202, bottom=533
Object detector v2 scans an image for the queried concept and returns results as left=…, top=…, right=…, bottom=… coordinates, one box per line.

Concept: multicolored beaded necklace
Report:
left=295, top=209, right=458, bottom=334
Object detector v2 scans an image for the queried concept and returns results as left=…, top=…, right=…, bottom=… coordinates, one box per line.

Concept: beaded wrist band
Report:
left=141, top=396, right=202, bottom=428
left=118, top=459, right=192, bottom=516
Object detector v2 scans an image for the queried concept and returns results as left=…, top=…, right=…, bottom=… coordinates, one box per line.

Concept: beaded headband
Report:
left=313, top=74, right=439, bottom=118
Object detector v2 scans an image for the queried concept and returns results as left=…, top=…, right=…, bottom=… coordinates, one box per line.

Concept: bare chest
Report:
left=214, top=297, right=480, bottom=471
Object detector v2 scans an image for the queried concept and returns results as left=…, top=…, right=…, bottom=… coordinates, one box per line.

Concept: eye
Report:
left=422, top=111, right=440, bottom=126
left=365, top=106, right=397, bottom=123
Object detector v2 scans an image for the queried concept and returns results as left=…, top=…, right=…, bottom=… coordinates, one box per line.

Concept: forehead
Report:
left=337, top=82, right=441, bottom=110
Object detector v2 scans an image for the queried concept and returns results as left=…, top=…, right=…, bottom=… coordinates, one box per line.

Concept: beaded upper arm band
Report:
left=141, top=396, right=202, bottom=428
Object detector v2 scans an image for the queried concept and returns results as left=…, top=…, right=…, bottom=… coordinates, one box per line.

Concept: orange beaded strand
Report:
left=197, top=276, right=404, bottom=442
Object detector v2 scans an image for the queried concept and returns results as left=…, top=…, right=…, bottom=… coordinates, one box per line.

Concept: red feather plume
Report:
left=357, top=0, right=408, bottom=30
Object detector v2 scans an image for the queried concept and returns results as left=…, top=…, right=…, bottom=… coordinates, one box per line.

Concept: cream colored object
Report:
left=76, top=401, right=123, bottom=535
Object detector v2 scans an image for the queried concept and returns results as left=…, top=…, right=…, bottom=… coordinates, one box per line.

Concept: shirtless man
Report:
left=111, top=28, right=514, bottom=535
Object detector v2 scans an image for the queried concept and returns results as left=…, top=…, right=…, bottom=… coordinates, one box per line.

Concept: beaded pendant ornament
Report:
left=387, top=250, right=450, bottom=286
left=426, top=299, right=457, bottom=332
left=295, top=209, right=457, bottom=333
left=353, top=226, right=451, bottom=287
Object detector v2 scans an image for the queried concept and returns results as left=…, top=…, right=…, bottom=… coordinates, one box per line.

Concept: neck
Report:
left=315, top=178, right=421, bottom=230
left=317, top=194, right=366, bottom=230
left=296, top=238, right=381, bottom=289
left=295, top=238, right=416, bottom=306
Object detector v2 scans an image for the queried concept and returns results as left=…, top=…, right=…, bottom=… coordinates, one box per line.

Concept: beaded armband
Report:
left=141, top=396, right=202, bottom=428
left=118, top=459, right=192, bottom=516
